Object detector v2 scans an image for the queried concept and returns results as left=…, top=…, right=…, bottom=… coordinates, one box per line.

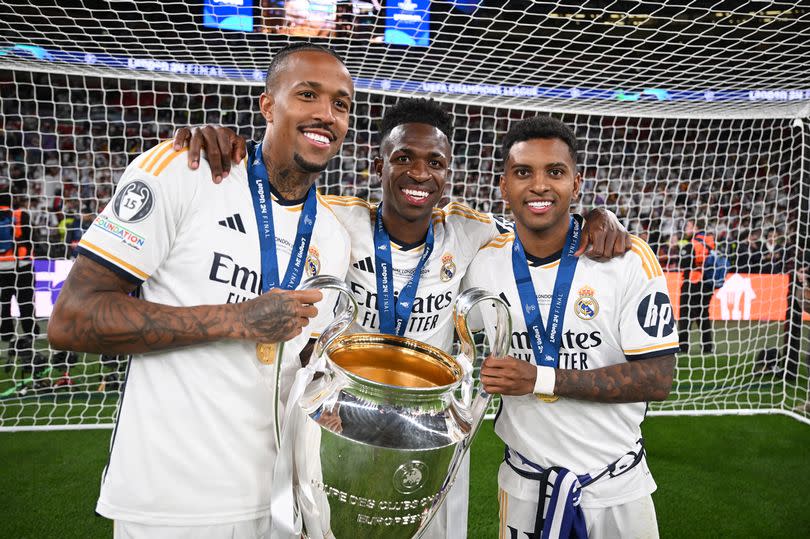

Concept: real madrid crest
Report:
left=574, top=285, right=599, bottom=320
left=306, top=246, right=321, bottom=277
left=440, top=252, right=456, bottom=282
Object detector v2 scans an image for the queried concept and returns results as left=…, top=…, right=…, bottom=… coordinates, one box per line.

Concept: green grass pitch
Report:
left=2, top=415, right=809, bottom=538
left=2, top=320, right=809, bottom=536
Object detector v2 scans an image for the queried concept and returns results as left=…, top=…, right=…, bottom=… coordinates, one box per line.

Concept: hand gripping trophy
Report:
left=269, top=275, right=511, bottom=539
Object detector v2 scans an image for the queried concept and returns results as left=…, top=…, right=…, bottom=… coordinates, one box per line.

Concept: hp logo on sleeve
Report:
left=637, top=292, right=675, bottom=338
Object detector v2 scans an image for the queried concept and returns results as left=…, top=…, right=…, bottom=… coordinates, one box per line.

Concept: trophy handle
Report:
left=412, top=289, right=511, bottom=539
left=453, top=287, right=512, bottom=407
left=273, top=275, right=358, bottom=451
left=300, top=275, right=359, bottom=357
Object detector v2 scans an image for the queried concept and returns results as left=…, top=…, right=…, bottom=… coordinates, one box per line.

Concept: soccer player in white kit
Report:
left=47, top=44, right=354, bottom=539
left=321, top=99, right=494, bottom=539
left=175, top=99, right=631, bottom=538
left=464, top=116, right=678, bottom=539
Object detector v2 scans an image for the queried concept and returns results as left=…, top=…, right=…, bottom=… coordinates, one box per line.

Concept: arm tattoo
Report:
left=554, top=355, right=675, bottom=403
left=49, top=256, right=307, bottom=354
left=48, top=256, right=242, bottom=354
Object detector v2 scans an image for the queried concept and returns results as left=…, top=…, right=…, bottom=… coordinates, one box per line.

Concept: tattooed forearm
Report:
left=554, top=355, right=675, bottom=403
left=47, top=256, right=320, bottom=354
left=48, top=257, right=239, bottom=354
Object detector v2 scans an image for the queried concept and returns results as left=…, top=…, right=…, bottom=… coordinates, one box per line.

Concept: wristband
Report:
left=533, top=365, right=556, bottom=396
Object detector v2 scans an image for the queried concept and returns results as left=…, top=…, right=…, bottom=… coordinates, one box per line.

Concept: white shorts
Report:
left=113, top=516, right=271, bottom=539
left=420, top=451, right=470, bottom=539
left=498, top=489, right=659, bottom=539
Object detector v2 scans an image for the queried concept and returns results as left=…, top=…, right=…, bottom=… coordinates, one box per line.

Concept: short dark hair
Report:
left=501, top=115, right=578, bottom=165
left=379, top=98, right=454, bottom=145
left=264, top=42, right=346, bottom=92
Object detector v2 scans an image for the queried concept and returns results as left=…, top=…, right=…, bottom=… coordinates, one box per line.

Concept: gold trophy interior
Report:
left=326, top=333, right=462, bottom=389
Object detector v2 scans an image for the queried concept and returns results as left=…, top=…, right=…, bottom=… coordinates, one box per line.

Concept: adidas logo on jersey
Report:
left=218, top=213, right=246, bottom=234
left=353, top=256, right=375, bottom=273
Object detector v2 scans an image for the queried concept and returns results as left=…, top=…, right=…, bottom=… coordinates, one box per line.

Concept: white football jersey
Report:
left=320, top=197, right=498, bottom=539
left=79, top=141, right=350, bottom=525
left=322, top=196, right=498, bottom=351
left=463, top=230, right=679, bottom=508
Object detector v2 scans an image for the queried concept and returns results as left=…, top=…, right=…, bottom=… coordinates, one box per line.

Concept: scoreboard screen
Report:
left=204, top=0, right=436, bottom=47
left=203, top=0, right=255, bottom=32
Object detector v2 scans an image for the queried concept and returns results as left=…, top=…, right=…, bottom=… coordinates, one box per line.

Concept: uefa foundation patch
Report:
left=92, top=214, right=146, bottom=250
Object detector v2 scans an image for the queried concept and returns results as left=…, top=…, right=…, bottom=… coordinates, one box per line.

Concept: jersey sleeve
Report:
left=620, top=236, right=681, bottom=360
left=442, top=202, right=499, bottom=258
left=77, top=141, right=193, bottom=284
left=320, top=194, right=373, bottom=232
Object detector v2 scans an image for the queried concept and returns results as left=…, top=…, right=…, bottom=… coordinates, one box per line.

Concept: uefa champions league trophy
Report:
left=272, top=275, right=511, bottom=539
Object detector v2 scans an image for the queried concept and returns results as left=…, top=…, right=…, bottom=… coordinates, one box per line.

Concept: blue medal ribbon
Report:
left=247, top=142, right=318, bottom=292
left=511, top=217, right=581, bottom=367
left=373, top=203, right=435, bottom=336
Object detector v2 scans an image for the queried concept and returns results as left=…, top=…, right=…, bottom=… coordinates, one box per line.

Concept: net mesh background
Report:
left=1, top=0, right=809, bottom=428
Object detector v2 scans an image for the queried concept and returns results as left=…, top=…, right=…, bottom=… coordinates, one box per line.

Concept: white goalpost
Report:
left=0, top=1, right=809, bottom=430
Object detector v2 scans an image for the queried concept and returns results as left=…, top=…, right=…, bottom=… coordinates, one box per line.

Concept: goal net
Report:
left=1, top=1, right=809, bottom=429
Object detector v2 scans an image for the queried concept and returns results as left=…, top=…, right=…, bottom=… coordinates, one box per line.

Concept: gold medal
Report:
left=536, top=394, right=559, bottom=403
left=256, top=343, right=278, bottom=365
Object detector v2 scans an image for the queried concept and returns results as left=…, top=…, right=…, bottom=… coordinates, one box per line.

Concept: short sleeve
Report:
left=77, top=141, right=187, bottom=284
left=442, top=202, right=499, bottom=258
left=620, top=237, right=681, bottom=360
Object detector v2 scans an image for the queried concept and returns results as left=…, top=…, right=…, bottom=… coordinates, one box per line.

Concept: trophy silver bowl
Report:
left=274, top=276, right=511, bottom=539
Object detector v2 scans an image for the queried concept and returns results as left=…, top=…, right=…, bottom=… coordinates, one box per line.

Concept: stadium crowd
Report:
left=0, top=70, right=800, bottom=274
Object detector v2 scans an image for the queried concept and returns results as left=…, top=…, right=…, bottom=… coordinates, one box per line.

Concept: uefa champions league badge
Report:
left=305, top=246, right=321, bottom=277
left=393, top=460, right=429, bottom=494
left=440, top=252, right=456, bottom=282
left=112, top=180, right=154, bottom=223
left=574, top=285, right=599, bottom=320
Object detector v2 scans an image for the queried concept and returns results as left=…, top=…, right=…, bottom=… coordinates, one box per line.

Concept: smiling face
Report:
left=260, top=50, right=353, bottom=174
left=500, top=137, right=581, bottom=243
left=375, top=122, right=451, bottom=224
